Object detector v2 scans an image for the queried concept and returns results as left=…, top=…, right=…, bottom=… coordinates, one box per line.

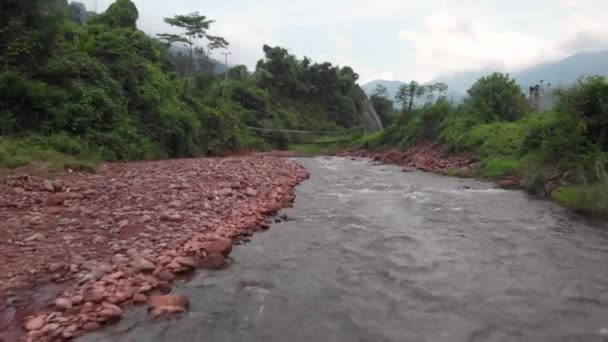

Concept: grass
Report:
left=0, top=136, right=100, bottom=175
left=288, top=142, right=345, bottom=156
left=479, top=157, right=522, bottom=179
left=551, top=182, right=608, bottom=216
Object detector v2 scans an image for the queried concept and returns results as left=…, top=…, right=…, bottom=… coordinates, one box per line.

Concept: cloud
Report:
left=560, top=0, right=608, bottom=54
left=212, top=20, right=276, bottom=69
left=398, top=12, right=560, bottom=81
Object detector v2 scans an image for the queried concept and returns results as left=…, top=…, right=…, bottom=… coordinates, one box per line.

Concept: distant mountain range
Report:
left=362, top=50, right=608, bottom=101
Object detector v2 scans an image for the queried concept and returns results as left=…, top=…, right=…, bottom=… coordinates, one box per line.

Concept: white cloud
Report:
left=377, top=72, right=395, bottom=81
left=398, top=12, right=561, bottom=81
left=212, top=21, right=276, bottom=69
left=560, top=0, right=608, bottom=54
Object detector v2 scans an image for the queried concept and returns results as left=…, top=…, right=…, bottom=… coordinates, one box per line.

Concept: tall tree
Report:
left=373, top=84, right=389, bottom=98
left=158, top=12, right=228, bottom=75
left=395, top=81, right=425, bottom=113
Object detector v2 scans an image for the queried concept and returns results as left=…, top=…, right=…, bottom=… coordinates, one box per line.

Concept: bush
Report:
left=466, top=72, right=529, bottom=122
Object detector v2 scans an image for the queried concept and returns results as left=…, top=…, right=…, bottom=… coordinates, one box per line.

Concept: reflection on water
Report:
left=81, top=157, right=608, bottom=342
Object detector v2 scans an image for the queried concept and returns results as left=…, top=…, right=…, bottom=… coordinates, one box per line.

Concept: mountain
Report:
left=512, top=50, right=608, bottom=89
left=362, top=50, right=608, bottom=100
left=430, top=50, right=608, bottom=96
left=361, top=80, right=406, bottom=100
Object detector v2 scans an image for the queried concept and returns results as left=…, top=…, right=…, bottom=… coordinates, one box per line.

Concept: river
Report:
left=80, top=157, right=608, bottom=342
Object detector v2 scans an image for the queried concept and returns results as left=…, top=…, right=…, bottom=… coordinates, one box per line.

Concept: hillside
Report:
left=363, top=50, right=608, bottom=99
left=0, top=0, right=376, bottom=170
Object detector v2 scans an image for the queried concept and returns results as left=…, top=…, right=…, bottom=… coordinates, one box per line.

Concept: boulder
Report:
left=199, top=253, right=225, bottom=270
left=204, top=238, right=232, bottom=257
left=155, top=269, right=175, bottom=281
left=42, top=179, right=55, bottom=192
left=174, top=256, right=197, bottom=269
left=46, top=193, right=70, bottom=206
left=98, top=302, right=123, bottom=320
left=148, top=294, right=189, bottom=318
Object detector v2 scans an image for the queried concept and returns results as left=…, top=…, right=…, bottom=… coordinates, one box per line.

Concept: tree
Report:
left=557, top=75, right=608, bottom=148
left=98, top=0, right=139, bottom=29
left=466, top=72, right=528, bottom=122
left=158, top=12, right=228, bottom=74
left=228, top=65, right=249, bottom=81
left=395, top=81, right=425, bottom=113
left=435, top=82, right=448, bottom=97
left=373, top=84, right=389, bottom=98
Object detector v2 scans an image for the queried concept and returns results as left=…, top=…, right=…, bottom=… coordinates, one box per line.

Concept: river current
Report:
left=81, top=157, right=608, bottom=342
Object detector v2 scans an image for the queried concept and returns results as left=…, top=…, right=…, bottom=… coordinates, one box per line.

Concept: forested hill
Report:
left=0, top=0, right=370, bottom=168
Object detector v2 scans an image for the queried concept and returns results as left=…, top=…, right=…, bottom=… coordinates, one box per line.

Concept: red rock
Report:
left=160, top=213, right=184, bottom=223
left=48, top=262, right=65, bottom=273
left=84, top=290, right=105, bottom=303
left=138, top=284, right=152, bottom=293
left=148, top=294, right=189, bottom=317
left=46, top=193, right=70, bottom=206
left=244, top=187, right=258, bottom=197
left=62, top=323, right=79, bottom=338
left=132, top=257, right=156, bottom=272
left=54, top=297, right=72, bottom=310
left=199, top=253, right=225, bottom=270
left=205, top=238, right=233, bottom=257
left=24, top=315, right=45, bottom=331
left=133, top=293, right=147, bottom=303
left=174, top=256, right=197, bottom=268
left=71, top=295, right=84, bottom=306
left=99, top=302, right=123, bottom=320
left=109, top=271, right=125, bottom=279
left=41, top=322, right=60, bottom=333
left=156, top=269, right=175, bottom=281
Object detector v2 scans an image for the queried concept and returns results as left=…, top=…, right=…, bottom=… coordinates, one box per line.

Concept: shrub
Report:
left=466, top=72, right=529, bottom=122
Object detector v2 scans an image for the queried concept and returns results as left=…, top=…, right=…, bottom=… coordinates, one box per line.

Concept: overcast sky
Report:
left=82, top=0, right=608, bottom=83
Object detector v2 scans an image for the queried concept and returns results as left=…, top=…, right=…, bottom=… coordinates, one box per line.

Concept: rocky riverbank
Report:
left=341, top=142, right=474, bottom=173
left=0, top=157, right=308, bottom=341
left=340, top=142, right=522, bottom=189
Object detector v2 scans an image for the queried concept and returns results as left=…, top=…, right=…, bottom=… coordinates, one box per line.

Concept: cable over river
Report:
left=81, top=157, right=608, bottom=342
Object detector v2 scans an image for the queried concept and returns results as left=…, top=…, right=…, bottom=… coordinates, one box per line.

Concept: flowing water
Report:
left=81, top=157, right=608, bottom=342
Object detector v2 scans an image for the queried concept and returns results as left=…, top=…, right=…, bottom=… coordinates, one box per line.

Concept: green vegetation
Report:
left=356, top=72, right=608, bottom=215
left=551, top=183, right=608, bottom=216
left=0, top=0, right=370, bottom=171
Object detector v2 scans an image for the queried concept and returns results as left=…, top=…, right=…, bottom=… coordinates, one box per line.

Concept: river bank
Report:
left=0, top=157, right=308, bottom=341
left=340, top=142, right=536, bottom=191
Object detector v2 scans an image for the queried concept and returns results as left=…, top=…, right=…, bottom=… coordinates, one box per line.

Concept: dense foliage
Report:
left=0, top=0, right=369, bottom=169
left=357, top=73, right=608, bottom=215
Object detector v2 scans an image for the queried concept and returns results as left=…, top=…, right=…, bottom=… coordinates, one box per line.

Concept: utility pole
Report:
left=221, top=51, right=231, bottom=81
left=94, top=0, right=98, bottom=13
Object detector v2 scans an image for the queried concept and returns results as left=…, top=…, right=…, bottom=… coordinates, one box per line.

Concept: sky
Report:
left=82, top=0, right=608, bottom=83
